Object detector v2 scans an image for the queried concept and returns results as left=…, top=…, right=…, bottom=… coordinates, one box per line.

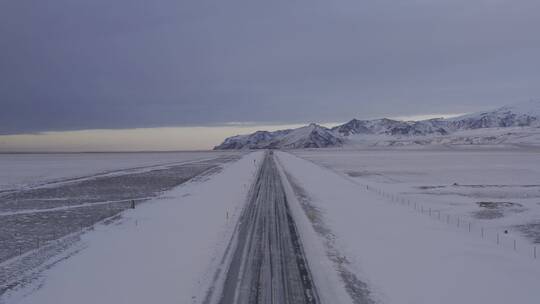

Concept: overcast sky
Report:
left=1, top=0, right=540, bottom=137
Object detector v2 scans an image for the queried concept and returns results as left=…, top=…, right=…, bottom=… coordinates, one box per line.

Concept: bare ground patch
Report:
left=515, top=221, right=540, bottom=244
left=472, top=201, right=525, bottom=219
left=346, top=171, right=382, bottom=178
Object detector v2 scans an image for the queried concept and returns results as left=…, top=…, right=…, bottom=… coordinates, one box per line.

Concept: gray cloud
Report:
left=1, top=0, right=540, bottom=134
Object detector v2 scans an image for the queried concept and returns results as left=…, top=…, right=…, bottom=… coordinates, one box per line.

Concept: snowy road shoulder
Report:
left=1, top=151, right=263, bottom=304
left=276, top=151, right=540, bottom=304
left=275, top=156, right=357, bottom=304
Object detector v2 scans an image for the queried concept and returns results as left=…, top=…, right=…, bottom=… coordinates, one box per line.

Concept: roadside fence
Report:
left=362, top=184, right=538, bottom=261
left=1, top=197, right=148, bottom=263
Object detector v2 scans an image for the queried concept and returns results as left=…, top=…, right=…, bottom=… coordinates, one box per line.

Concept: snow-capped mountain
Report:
left=215, top=129, right=293, bottom=149
left=333, top=100, right=540, bottom=137
left=214, top=100, right=540, bottom=149
left=213, top=124, right=342, bottom=149
left=277, top=123, right=344, bottom=149
left=445, top=100, right=540, bottom=130
left=332, top=118, right=449, bottom=136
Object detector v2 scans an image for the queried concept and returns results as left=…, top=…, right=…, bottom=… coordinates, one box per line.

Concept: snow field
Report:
left=2, top=151, right=263, bottom=304
left=0, top=151, right=241, bottom=192
left=277, top=151, right=540, bottom=304
left=293, top=148, right=540, bottom=249
left=275, top=156, right=354, bottom=304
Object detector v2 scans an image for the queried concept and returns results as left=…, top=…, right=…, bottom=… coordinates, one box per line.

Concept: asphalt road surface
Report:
left=217, top=151, right=320, bottom=304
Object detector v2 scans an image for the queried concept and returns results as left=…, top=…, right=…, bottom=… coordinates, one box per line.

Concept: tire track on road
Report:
left=216, top=151, right=320, bottom=304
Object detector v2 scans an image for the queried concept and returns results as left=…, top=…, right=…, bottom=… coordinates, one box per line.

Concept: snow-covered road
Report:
left=3, top=150, right=540, bottom=304
left=214, top=151, right=319, bottom=304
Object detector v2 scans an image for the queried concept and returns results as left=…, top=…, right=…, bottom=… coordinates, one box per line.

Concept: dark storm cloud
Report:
left=1, top=0, right=540, bottom=134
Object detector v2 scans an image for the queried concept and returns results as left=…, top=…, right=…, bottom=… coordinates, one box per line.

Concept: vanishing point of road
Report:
left=216, top=151, right=320, bottom=304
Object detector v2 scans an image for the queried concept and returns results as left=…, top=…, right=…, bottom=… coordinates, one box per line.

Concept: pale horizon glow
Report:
left=0, top=124, right=311, bottom=152
left=0, top=114, right=465, bottom=152
left=2, top=1, right=540, bottom=135
left=390, top=113, right=468, bottom=121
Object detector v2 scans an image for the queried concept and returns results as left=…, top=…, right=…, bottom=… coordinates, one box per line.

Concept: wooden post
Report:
left=481, top=227, right=484, bottom=238
left=131, top=200, right=135, bottom=209
left=497, top=233, right=499, bottom=245
left=514, top=239, right=517, bottom=251
left=535, top=246, right=537, bottom=259
left=468, top=222, right=471, bottom=232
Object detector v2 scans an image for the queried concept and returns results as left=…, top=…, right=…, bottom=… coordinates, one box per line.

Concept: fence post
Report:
left=457, top=217, right=460, bottom=228
left=468, top=222, right=471, bottom=232
left=514, top=240, right=517, bottom=251
left=497, top=233, right=499, bottom=245
left=535, top=246, right=537, bottom=259
left=481, top=227, right=484, bottom=238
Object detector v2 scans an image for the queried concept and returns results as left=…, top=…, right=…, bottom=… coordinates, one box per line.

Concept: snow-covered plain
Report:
left=0, top=151, right=241, bottom=192
left=292, top=147, right=540, bottom=247
left=278, top=150, right=540, bottom=304
left=1, top=151, right=263, bottom=304
left=3, top=147, right=540, bottom=304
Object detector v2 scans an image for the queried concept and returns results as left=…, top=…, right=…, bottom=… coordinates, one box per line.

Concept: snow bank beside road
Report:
left=2, top=151, right=263, bottom=304
left=277, top=151, right=540, bottom=304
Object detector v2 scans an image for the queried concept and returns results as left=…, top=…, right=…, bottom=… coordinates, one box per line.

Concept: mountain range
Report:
left=214, top=100, right=540, bottom=149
